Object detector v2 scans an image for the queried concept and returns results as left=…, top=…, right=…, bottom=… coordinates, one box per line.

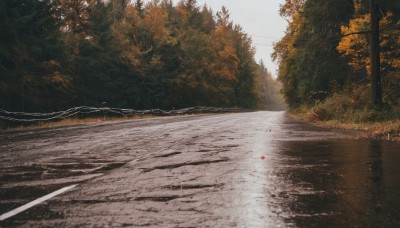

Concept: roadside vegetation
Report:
left=2, top=115, right=160, bottom=131
left=274, top=0, right=400, bottom=140
left=0, top=106, right=247, bottom=130
left=292, top=86, right=400, bottom=140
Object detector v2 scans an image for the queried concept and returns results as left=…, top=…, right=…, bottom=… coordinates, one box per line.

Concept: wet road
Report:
left=1, top=111, right=400, bottom=227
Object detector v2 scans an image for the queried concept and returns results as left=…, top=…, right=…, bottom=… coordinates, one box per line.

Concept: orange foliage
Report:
left=143, top=4, right=171, bottom=43
left=217, top=45, right=239, bottom=80
left=337, top=12, right=400, bottom=74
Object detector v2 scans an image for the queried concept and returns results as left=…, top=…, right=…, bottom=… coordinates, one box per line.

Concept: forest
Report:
left=273, top=0, right=400, bottom=122
left=0, top=0, right=285, bottom=113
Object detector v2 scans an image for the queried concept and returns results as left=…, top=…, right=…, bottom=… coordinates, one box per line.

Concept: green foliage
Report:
left=274, top=0, right=354, bottom=108
left=0, top=0, right=70, bottom=112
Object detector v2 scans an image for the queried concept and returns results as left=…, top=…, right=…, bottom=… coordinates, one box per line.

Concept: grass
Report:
left=309, top=119, right=400, bottom=141
left=290, top=87, right=400, bottom=141
left=1, top=114, right=161, bottom=131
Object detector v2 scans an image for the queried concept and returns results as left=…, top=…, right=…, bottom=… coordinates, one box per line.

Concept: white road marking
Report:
left=0, top=184, right=77, bottom=221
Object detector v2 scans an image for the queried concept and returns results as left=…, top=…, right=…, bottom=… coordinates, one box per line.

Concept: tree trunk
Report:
left=370, top=0, right=382, bottom=108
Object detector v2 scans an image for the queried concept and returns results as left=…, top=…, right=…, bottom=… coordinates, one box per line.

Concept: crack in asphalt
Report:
left=139, top=157, right=230, bottom=172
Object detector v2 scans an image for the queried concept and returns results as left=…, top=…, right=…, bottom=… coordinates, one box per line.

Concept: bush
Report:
left=383, top=71, right=400, bottom=106
left=306, top=84, right=400, bottom=123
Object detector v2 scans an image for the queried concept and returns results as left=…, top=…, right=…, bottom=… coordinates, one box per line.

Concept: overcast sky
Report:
left=144, top=0, right=287, bottom=76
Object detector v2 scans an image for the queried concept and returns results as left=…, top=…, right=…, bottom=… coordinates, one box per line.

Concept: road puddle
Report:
left=261, top=139, right=400, bottom=227
left=227, top=113, right=400, bottom=227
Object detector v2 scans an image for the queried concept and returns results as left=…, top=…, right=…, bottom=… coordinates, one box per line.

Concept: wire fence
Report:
left=0, top=106, right=245, bottom=124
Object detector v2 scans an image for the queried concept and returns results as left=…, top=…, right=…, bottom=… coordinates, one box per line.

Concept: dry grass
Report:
left=316, top=120, right=400, bottom=140
left=290, top=110, right=400, bottom=141
left=2, top=114, right=160, bottom=131
left=288, top=86, right=400, bottom=141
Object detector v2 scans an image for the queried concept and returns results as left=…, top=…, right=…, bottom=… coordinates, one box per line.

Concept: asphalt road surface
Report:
left=1, top=111, right=400, bottom=227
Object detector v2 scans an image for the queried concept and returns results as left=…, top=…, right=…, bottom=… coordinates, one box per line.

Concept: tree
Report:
left=0, top=0, right=70, bottom=111
left=272, top=0, right=305, bottom=106
left=337, top=1, right=400, bottom=106
left=273, top=0, right=354, bottom=107
left=1, top=0, right=268, bottom=111
left=370, top=0, right=382, bottom=107
left=135, top=0, right=144, bottom=17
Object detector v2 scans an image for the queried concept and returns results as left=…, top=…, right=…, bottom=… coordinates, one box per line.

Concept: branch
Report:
left=341, top=30, right=371, bottom=37
left=340, top=26, right=400, bottom=37
left=382, top=25, right=400, bottom=32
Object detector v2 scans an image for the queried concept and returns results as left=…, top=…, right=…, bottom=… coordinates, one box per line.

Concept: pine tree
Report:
left=0, top=0, right=69, bottom=111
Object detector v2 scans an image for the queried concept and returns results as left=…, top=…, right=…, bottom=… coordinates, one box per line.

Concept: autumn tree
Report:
left=337, top=0, right=400, bottom=106
left=273, top=0, right=354, bottom=107
left=1, top=0, right=282, bottom=111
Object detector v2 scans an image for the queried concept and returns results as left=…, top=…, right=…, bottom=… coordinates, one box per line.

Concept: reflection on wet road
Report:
left=0, top=111, right=399, bottom=227
left=264, top=140, right=400, bottom=227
